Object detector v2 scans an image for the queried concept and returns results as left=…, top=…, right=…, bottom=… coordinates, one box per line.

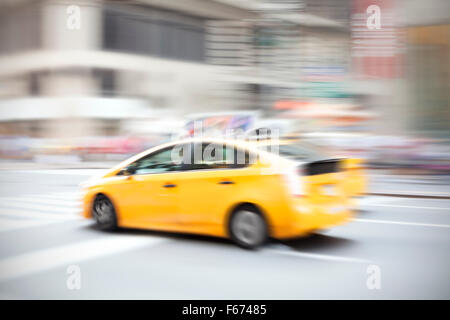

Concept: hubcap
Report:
left=94, top=199, right=114, bottom=224
left=232, top=210, right=265, bottom=246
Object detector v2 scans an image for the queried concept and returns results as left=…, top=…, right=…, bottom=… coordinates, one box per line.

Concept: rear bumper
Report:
left=272, top=199, right=354, bottom=239
left=295, top=203, right=352, bottom=230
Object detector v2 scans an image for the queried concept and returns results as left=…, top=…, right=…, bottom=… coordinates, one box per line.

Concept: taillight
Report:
left=283, top=164, right=304, bottom=197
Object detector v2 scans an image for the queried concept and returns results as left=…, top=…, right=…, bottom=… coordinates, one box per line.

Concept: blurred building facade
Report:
left=401, top=0, right=450, bottom=137
left=0, top=0, right=448, bottom=142
left=0, top=0, right=254, bottom=138
left=0, top=0, right=355, bottom=139
left=350, top=0, right=450, bottom=138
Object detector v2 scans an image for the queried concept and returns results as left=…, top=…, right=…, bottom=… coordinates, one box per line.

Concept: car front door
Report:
left=113, top=144, right=188, bottom=229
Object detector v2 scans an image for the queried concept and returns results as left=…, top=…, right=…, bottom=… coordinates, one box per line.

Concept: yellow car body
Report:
left=81, top=138, right=362, bottom=244
left=341, top=157, right=367, bottom=197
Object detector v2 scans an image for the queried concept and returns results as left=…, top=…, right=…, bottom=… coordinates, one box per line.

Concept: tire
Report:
left=92, top=195, right=117, bottom=231
left=229, top=206, right=268, bottom=249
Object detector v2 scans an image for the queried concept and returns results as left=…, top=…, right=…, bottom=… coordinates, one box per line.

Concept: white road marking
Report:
left=394, top=190, right=450, bottom=196
left=0, top=201, right=77, bottom=214
left=353, top=218, right=450, bottom=228
left=0, top=208, right=80, bottom=221
left=0, top=192, right=82, bottom=232
left=265, top=247, right=371, bottom=264
left=0, top=196, right=80, bottom=207
left=362, top=203, right=450, bottom=211
left=0, top=217, right=64, bottom=232
left=35, top=193, right=82, bottom=201
left=358, top=196, right=397, bottom=205
left=0, top=235, right=166, bottom=282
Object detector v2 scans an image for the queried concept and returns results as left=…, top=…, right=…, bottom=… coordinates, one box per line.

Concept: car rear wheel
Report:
left=229, top=207, right=268, bottom=249
left=93, top=195, right=117, bottom=231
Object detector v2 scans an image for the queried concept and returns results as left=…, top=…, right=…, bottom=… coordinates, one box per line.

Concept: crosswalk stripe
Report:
left=0, top=192, right=84, bottom=232
left=358, top=196, right=398, bottom=206
left=47, top=191, right=82, bottom=198
left=0, top=196, right=81, bottom=208
left=0, top=217, right=63, bottom=232
left=49, top=191, right=82, bottom=197
left=0, top=207, right=80, bottom=220
left=32, top=194, right=82, bottom=201
left=0, top=201, right=79, bottom=214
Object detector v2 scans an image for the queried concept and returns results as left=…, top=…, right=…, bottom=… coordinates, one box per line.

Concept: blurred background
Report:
left=0, top=0, right=448, bottom=172
left=0, top=0, right=449, bottom=300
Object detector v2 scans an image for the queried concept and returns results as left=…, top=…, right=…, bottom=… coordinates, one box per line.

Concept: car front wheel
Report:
left=92, top=195, right=117, bottom=231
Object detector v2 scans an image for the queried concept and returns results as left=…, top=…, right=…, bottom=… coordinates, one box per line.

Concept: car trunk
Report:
left=301, top=159, right=347, bottom=204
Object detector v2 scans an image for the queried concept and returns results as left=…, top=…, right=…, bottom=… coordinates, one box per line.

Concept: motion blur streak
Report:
left=0, top=0, right=449, bottom=299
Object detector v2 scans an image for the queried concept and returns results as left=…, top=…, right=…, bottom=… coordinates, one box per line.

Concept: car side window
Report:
left=124, top=144, right=188, bottom=175
left=188, top=143, right=251, bottom=171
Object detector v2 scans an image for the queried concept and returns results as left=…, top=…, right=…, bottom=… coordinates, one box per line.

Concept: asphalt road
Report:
left=0, top=169, right=448, bottom=299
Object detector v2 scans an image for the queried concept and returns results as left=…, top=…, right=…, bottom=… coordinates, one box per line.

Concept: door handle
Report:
left=218, top=181, right=235, bottom=185
left=163, top=183, right=177, bottom=188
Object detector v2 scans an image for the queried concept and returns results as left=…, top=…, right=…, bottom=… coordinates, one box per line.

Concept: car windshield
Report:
left=258, top=141, right=331, bottom=161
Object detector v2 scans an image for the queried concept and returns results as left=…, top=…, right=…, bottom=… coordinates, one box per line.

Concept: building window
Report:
left=103, top=5, right=205, bottom=62
left=29, top=73, right=40, bottom=96
left=0, top=3, right=41, bottom=55
left=95, top=69, right=116, bottom=97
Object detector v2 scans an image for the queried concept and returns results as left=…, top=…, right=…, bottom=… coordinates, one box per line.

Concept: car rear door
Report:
left=175, top=142, right=253, bottom=234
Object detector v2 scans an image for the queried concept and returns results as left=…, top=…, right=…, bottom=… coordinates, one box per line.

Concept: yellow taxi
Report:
left=81, top=138, right=363, bottom=249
